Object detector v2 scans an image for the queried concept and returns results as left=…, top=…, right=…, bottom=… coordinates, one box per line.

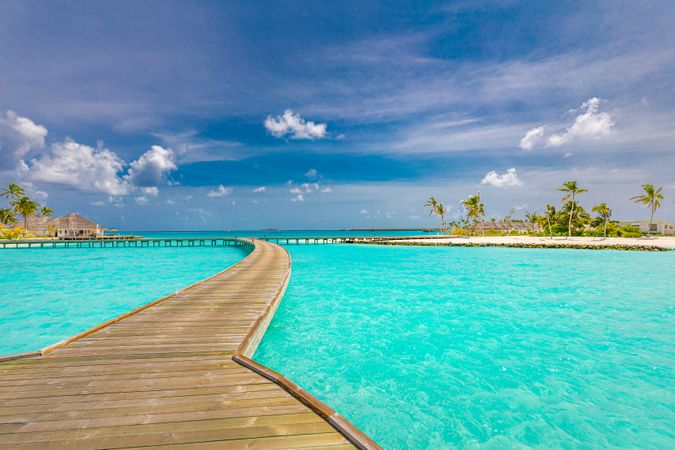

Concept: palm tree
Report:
left=424, top=197, right=448, bottom=231
left=435, top=202, right=448, bottom=231
left=0, top=183, right=25, bottom=200
left=462, top=193, right=485, bottom=235
left=39, top=206, right=54, bottom=217
left=544, top=204, right=556, bottom=239
left=630, top=184, right=664, bottom=236
left=11, top=196, right=38, bottom=236
left=425, top=196, right=438, bottom=220
left=558, top=181, right=588, bottom=237
left=592, top=202, right=612, bottom=238
left=525, top=211, right=542, bottom=234
left=0, top=208, right=17, bottom=227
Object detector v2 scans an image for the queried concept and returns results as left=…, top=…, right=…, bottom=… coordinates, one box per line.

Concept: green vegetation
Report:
left=424, top=197, right=448, bottom=231
left=0, top=183, right=53, bottom=239
left=592, top=202, right=612, bottom=238
left=426, top=182, right=668, bottom=238
left=461, top=193, right=485, bottom=235
left=631, top=184, right=664, bottom=235
left=558, top=181, right=588, bottom=237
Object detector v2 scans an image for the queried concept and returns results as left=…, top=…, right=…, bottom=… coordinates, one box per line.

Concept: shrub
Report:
left=1, top=227, right=25, bottom=240
left=616, top=225, right=642, bottom=238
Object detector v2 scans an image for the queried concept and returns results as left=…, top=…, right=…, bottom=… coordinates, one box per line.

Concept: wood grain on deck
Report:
left=0, top=239, right=358, bottom=449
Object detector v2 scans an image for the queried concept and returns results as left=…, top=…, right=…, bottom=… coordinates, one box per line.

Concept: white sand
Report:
left=375, top=235, right=675, bottom=249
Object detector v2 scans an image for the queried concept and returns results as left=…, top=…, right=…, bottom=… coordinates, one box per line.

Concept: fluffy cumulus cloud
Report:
left=546, top=98, right=614, bottom=147
left=519, top=98, right=614, bottom=150
left=207, top=185, right=233, bottom=198
left=481, top=168, right=523, bottom=188
left=25, top=130, right=177, bottom=197
left=126, top=145, right=177, bottom=187
left=29, top=139, right=129, bottom=195
left=253, top=186, right=266, bottom=193
left=519, top=126, right=544, bottom=151
left=264, top=110, right=327, bottom=140
left=0, top=110, right=48, bottom=168
left=305, top=168, right=318, bottom=178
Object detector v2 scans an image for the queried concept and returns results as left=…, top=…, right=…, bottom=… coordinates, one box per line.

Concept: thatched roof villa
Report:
left=24, top=213, right=105, bottom=238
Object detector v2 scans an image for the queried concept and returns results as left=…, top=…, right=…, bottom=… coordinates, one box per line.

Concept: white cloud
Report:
left=360, top=209, right=369, bottom=215
left=29, top=139, right=129, bottom=195
left=141, top=186, right=159, bottom=197
left=291, top=194, right=304, bottom=202
left=207, top=185, right=233, bottom=198
left=27, top=140, right=178, bottom=196
left=519, top=126, right=544, bottom=150
left=0, top=110, right=48, bottom=168
left=135, top=196, right=148, bottom=205
left=519, top=98, right=615, bottom=150
left=545, top=98, right=614, bottom=147
left=320, top=187, right=333, bottom=193
left=264, top=109, right=327, bottom=140
left=126, top=145, right=176, bottom=187
left=481, top=168, right=523, bottom=188
left=289, top=187, right=303, bottom=194
left=305, top=168, right=318, bottom=178
left=301, top=182, right=320, bottom=193
left=253, top=186, right=266, bottom=193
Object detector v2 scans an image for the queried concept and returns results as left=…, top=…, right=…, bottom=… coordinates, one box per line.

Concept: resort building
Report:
left=24, top=213, right=106, bottom=238
left=618, top=219, right=675, bottom=235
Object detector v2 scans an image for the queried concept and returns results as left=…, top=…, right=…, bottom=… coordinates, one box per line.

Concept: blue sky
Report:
left=0, top=0, right=673, bottom=230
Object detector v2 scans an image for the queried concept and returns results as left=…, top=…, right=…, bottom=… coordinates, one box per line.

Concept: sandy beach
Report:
left=370, top=235, right=675, bottom=250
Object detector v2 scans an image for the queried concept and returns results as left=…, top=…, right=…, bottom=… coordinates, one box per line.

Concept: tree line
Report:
left=425, top=182, right=665, bottom=238
left=0, top=183, right=53, bottom=238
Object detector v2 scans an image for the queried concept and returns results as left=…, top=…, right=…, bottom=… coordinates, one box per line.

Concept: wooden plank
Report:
left=0, top=239, right=365, bottom=449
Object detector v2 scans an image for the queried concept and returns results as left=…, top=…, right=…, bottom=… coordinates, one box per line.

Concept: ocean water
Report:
left=0, top=245, right=249, bottom=356
left=115, top=229, right=439, bottom=239
left=255, top=244, right=675, bottom=449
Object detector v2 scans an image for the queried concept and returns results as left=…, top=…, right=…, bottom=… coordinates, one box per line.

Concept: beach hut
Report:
left=46, top=213, right=106, bottom=238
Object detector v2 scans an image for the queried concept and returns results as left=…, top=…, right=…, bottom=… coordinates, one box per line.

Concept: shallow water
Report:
left=120, top=229, right=440, bottom=239
left=0, top=245, right=248, bottom=355
left=255, top=245, right=675, bottom=449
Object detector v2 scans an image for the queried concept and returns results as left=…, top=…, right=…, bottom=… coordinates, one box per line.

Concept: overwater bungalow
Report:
left=24, top=213, right=106, bottom=238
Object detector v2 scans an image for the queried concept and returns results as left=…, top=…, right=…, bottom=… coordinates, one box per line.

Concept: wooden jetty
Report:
left=0, top=239, right=380, bottom=449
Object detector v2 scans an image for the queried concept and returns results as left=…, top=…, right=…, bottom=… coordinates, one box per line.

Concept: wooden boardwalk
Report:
left=0, top=239, right=376, bottom=449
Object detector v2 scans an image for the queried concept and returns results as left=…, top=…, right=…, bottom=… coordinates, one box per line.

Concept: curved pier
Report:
left=0, top=239, right=380, bottom=449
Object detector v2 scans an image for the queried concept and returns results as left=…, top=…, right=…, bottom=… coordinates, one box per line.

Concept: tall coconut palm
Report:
left=544, top=204, right=556, bottom=239
left=558, top=181, right=587, bottom=237
left=435, top=202, right=448, bottom=231
left=631, top=184, right=663, bottom=236
left=525, top=211, right=542, bottom=234
left=0, top=183, right=25, bottom=200
left=11, top=196, right=38, bottom=236
left=425, top=196, right=438, bottom=219
left=425, top=197, right=448, bottom=231
left=592, top=202, right=612, bottom=238
left=462, top=193, right=485, bottom=235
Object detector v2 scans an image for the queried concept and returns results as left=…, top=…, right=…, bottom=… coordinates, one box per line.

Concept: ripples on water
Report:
left=255, top=245, right=675, bottom=449
left=0, top=245, right=248, bottom=355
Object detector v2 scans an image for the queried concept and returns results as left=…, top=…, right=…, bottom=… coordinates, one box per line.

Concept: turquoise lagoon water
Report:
left=0, top=245, right=249, bottom=356
left=255, top=244, right=675, bottom=449
left=115, top=229, right=439, bottom=239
